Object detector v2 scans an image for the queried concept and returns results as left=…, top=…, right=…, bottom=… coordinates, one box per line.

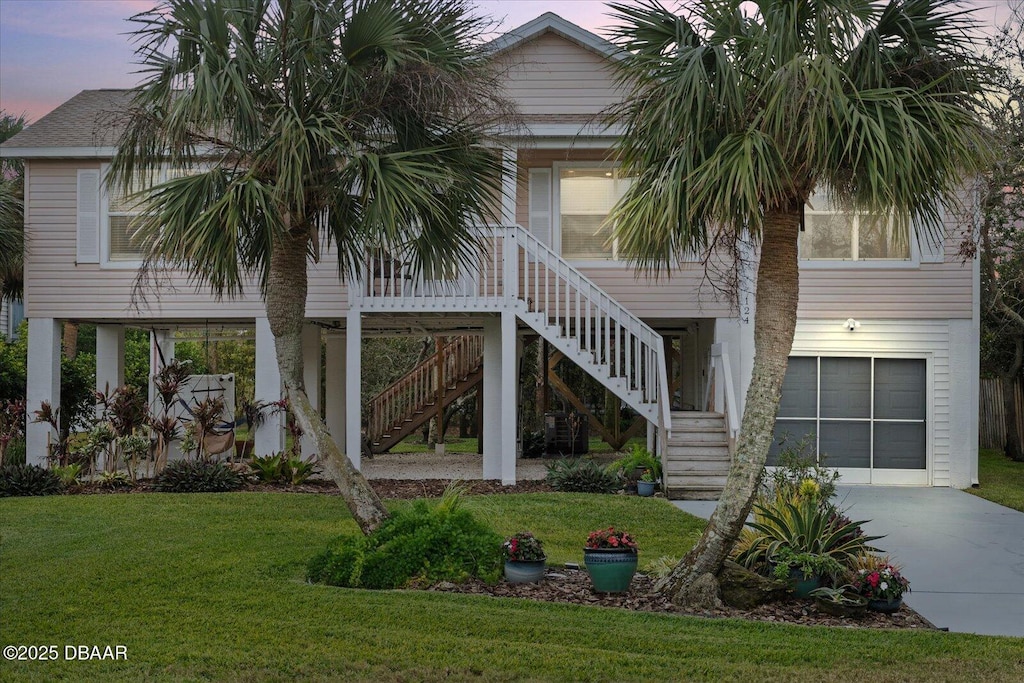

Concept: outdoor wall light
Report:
left=844, top=318, right=861, bottom=331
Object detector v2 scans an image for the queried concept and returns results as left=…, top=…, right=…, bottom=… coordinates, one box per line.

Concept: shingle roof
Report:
left=0, top=89, right=132, bottom=152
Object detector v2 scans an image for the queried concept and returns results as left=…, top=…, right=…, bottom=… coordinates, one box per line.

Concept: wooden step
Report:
left=667, top=459, right=731, bottom=473
left=666, top=486, right=724, bottom=501
left=667, top=444, right=730, bottom=457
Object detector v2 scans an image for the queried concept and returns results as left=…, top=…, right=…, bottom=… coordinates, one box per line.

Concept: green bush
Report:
left=152, top=459, right=245, bottom=493
left=0, top=463, right=63, bottom=497
left=521, top=430, right=545, bottom=458
left=307, top=487, right=502, bottom=589
left=545, top=457, right=620, bottom=493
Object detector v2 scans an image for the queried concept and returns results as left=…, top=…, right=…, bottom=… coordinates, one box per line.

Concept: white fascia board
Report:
left=0, top=146, right=118, bottom=158
left=485, top=13, right=621, bottom=62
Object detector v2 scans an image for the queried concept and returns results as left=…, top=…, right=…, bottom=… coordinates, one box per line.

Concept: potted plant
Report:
left=583, top=527, right=638, bottom=593
left=636, top=468, right=658, bottom=497
left=502, top=531, right=547, bottom=583
left=809, top=586, right=869, bottom=618
left=770, top=546, right=844, bottom=597
left=850, top=555, right=911, bottom=613
left=605, top=444, right=661, bottom=494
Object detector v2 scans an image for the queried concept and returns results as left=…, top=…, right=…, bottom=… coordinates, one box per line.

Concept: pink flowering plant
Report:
left=851, top=558, right=910, bottom=601
left=502, top=531, right=546, bottom=562
left=585, top=527, right=638, bottom=551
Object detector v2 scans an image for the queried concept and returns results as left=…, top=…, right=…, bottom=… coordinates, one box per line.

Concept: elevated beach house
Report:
left=0, top=14, right=979, bottom=495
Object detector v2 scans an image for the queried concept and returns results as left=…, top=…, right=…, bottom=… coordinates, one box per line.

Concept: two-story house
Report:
left=0, top=13, right=979, bottom=494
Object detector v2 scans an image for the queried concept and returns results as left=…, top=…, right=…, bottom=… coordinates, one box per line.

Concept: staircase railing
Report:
left=703, top=341, right=740, bottom=446
left=512, top=226, right=671, bottom=435
left=350, top=225, right=670, bottom=440
left=367, top=335, right=484, bottom=446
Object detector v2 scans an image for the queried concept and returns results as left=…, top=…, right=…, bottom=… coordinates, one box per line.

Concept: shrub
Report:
left=765, top=433, right=840, bottom=506
left=545, top=457, right=620, bottom=493
left=606, top=443, right=661, bottom=482
left=0, top=463, right=63, bottom=497
left=250, top=453, right=317, bottom=485
left=307, top=485, right=502, bottom=589
left=97, top=471, right=132, bottom=490
left=152, top=459, right=245, bottom=493
left=52, top=463, right=82, bottom=486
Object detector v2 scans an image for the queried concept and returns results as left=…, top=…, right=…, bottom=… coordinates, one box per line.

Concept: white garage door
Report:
left=771, top=357, right=928, bottom=485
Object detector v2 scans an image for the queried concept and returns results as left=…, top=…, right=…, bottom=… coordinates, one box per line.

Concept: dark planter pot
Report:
left=636, top=480, right=657, bottom=497
left=504, top=559, right=546, bottom=584
left=788, top=567, right=822, bottom=598
left=583, top=548, right=638, bottom=593
left=867, top=597, right=903, bottom=614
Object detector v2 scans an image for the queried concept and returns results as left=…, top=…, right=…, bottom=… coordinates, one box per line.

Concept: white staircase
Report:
left=664, top=411, right=731, bottom=500
left=351, top=225, right=670, bottom=436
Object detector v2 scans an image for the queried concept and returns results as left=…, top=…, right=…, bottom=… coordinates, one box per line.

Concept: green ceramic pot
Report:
left=504, top=559, right=546, bottom=584
left=583, top=548, right=638, bottom=593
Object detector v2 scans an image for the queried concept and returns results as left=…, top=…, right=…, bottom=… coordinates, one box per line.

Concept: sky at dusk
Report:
left=0, top=0, right=1016, bottom=123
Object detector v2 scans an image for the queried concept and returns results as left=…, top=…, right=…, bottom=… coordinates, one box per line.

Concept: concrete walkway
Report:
left=674, top=486, right=1024, bottom=637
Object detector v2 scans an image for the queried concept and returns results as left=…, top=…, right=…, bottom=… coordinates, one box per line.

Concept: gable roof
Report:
left=0, top=89, right=132, bottom=157
left=485, top=12, right=620, bottom=62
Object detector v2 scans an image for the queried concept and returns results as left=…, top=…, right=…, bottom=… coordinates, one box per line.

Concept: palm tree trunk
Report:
left=656, top=204, right=801, bottom=606
left=266, top=225, right=390, bottom=534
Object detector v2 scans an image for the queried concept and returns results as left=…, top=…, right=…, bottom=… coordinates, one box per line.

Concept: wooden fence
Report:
left=979, top=378, right=1024, bottom=449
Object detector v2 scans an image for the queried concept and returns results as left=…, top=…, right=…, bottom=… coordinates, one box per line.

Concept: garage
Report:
left=771, top=356, right=929, bottom=485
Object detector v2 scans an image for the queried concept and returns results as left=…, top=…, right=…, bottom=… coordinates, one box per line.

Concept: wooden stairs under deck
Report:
left=664, top=411, right=731, bottom=501
left=367, top=335, right=483, bottom=454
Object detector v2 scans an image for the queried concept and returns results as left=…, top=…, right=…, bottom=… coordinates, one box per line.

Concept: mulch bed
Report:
left=58, top=476, right=934, bottom=630
left=432, top=569, right=934, bottom=630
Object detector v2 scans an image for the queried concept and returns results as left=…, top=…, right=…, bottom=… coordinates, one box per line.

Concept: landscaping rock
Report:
left=718, top=560, right=790, bottom=609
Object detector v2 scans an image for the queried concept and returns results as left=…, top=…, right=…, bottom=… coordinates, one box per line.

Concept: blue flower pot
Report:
left=583, top=548, right=638, bottom=593
left=637, top=480, right=657, bottom=497
left=504, top=559, right=546, bottom=584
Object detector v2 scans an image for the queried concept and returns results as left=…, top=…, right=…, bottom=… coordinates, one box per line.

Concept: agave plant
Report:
left=734, top=498, right=882, bottom=573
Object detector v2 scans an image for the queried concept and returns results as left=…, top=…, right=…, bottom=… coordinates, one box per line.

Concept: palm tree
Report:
left=110, top=0, right=509, bottom=533
left=607, top=0, right=989, bottom=605
left=0, top=112, right=26, bottom=302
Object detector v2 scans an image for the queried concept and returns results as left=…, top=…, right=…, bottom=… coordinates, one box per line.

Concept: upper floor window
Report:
left=800, top=189, right=910, bottom=262
left=558, top=166, right=633, bottom=261
left=101, top=167, right=193, bottom=266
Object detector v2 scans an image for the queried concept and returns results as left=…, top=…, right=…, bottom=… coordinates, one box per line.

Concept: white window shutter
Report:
left=528, top=168, right=552, bottom=247
left=76, top=169, right=100, bottom=264
left=919, top=225, right=945, bottom=264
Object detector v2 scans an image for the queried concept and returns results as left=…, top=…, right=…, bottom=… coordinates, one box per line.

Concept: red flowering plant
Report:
left=502, top=531, right=546, bottom=562
left=850, top=556, right=910, bottom=601
left=585, top=527, right=638, bottom=552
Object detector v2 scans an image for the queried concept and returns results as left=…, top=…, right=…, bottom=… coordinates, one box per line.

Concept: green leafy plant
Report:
left=250, top=453, right=285, bottom=482
left=809, top=586, right=868, bottom=606
left=765, top=433, right=840, bottom=506
left=97, top=470, right=133, bottom=490
left=152, top=459, right=245, bottom=493
left=606, top=443, right=661, bottom=482
left=502, top=531, right=546, bottom=562
left=307, top=484, right=501, bottom=589
left=52, top=463, right=82, bottom=486
left=735, top=498, right=881, bottom=575
left=770, top=546, right=844, bottom=581
left=117, top=433, right=151, bottom=483
left=0, top=463, right=63, bottom=497
left=640, top=469, right=657, bottom=483
left=545, top=457, right=620, bottom=493
left=283, top=456, right=316, bottom=485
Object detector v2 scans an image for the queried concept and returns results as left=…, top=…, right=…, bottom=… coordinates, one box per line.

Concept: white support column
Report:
left=26, top=318, right=61, bottom=466
left=325, top=332, right=345, bottom=451
left=95, top=324, right=125, bottom=398
left=345, top=311, right=362, bottom=469
left=501, top=147, right=518, bottom=225
left=254, top=317, right=285, bottom=456
left=301, top=324, right=321, bottom=458
left=482, top=316, right=501, bottom=479
left=500, top=311, right=517, bottom=485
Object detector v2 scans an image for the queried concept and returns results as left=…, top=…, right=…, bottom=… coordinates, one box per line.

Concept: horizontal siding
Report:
left=790, top=319, right=953, bottom=486
left=797, top=208, right=974, bottom=319
left=493, top=33, right=623, bottom=115
left=24, top=161, right=347, bottom=322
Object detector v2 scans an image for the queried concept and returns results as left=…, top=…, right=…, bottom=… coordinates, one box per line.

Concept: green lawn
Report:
left=968, top=448, right=1024, bottom=512
left=1, top=493, right=1021, bottom=682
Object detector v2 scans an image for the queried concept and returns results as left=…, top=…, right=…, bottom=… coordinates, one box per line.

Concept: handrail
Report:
left=350, top=224, right=670, bottom=440
left=705, top=342, right=740, bottom=440
left=367, top=335, right=483, bottom=444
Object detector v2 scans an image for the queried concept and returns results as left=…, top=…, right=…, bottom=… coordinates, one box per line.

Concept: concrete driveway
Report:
left=674, top=486, right=1024, bottom=637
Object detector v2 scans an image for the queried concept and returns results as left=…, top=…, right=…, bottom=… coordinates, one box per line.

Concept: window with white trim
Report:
left=800, top=189, right=910, bottom=261
left=558, top=167, right=633, bottom=261
left=100, top=166, right=194, bottom=266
